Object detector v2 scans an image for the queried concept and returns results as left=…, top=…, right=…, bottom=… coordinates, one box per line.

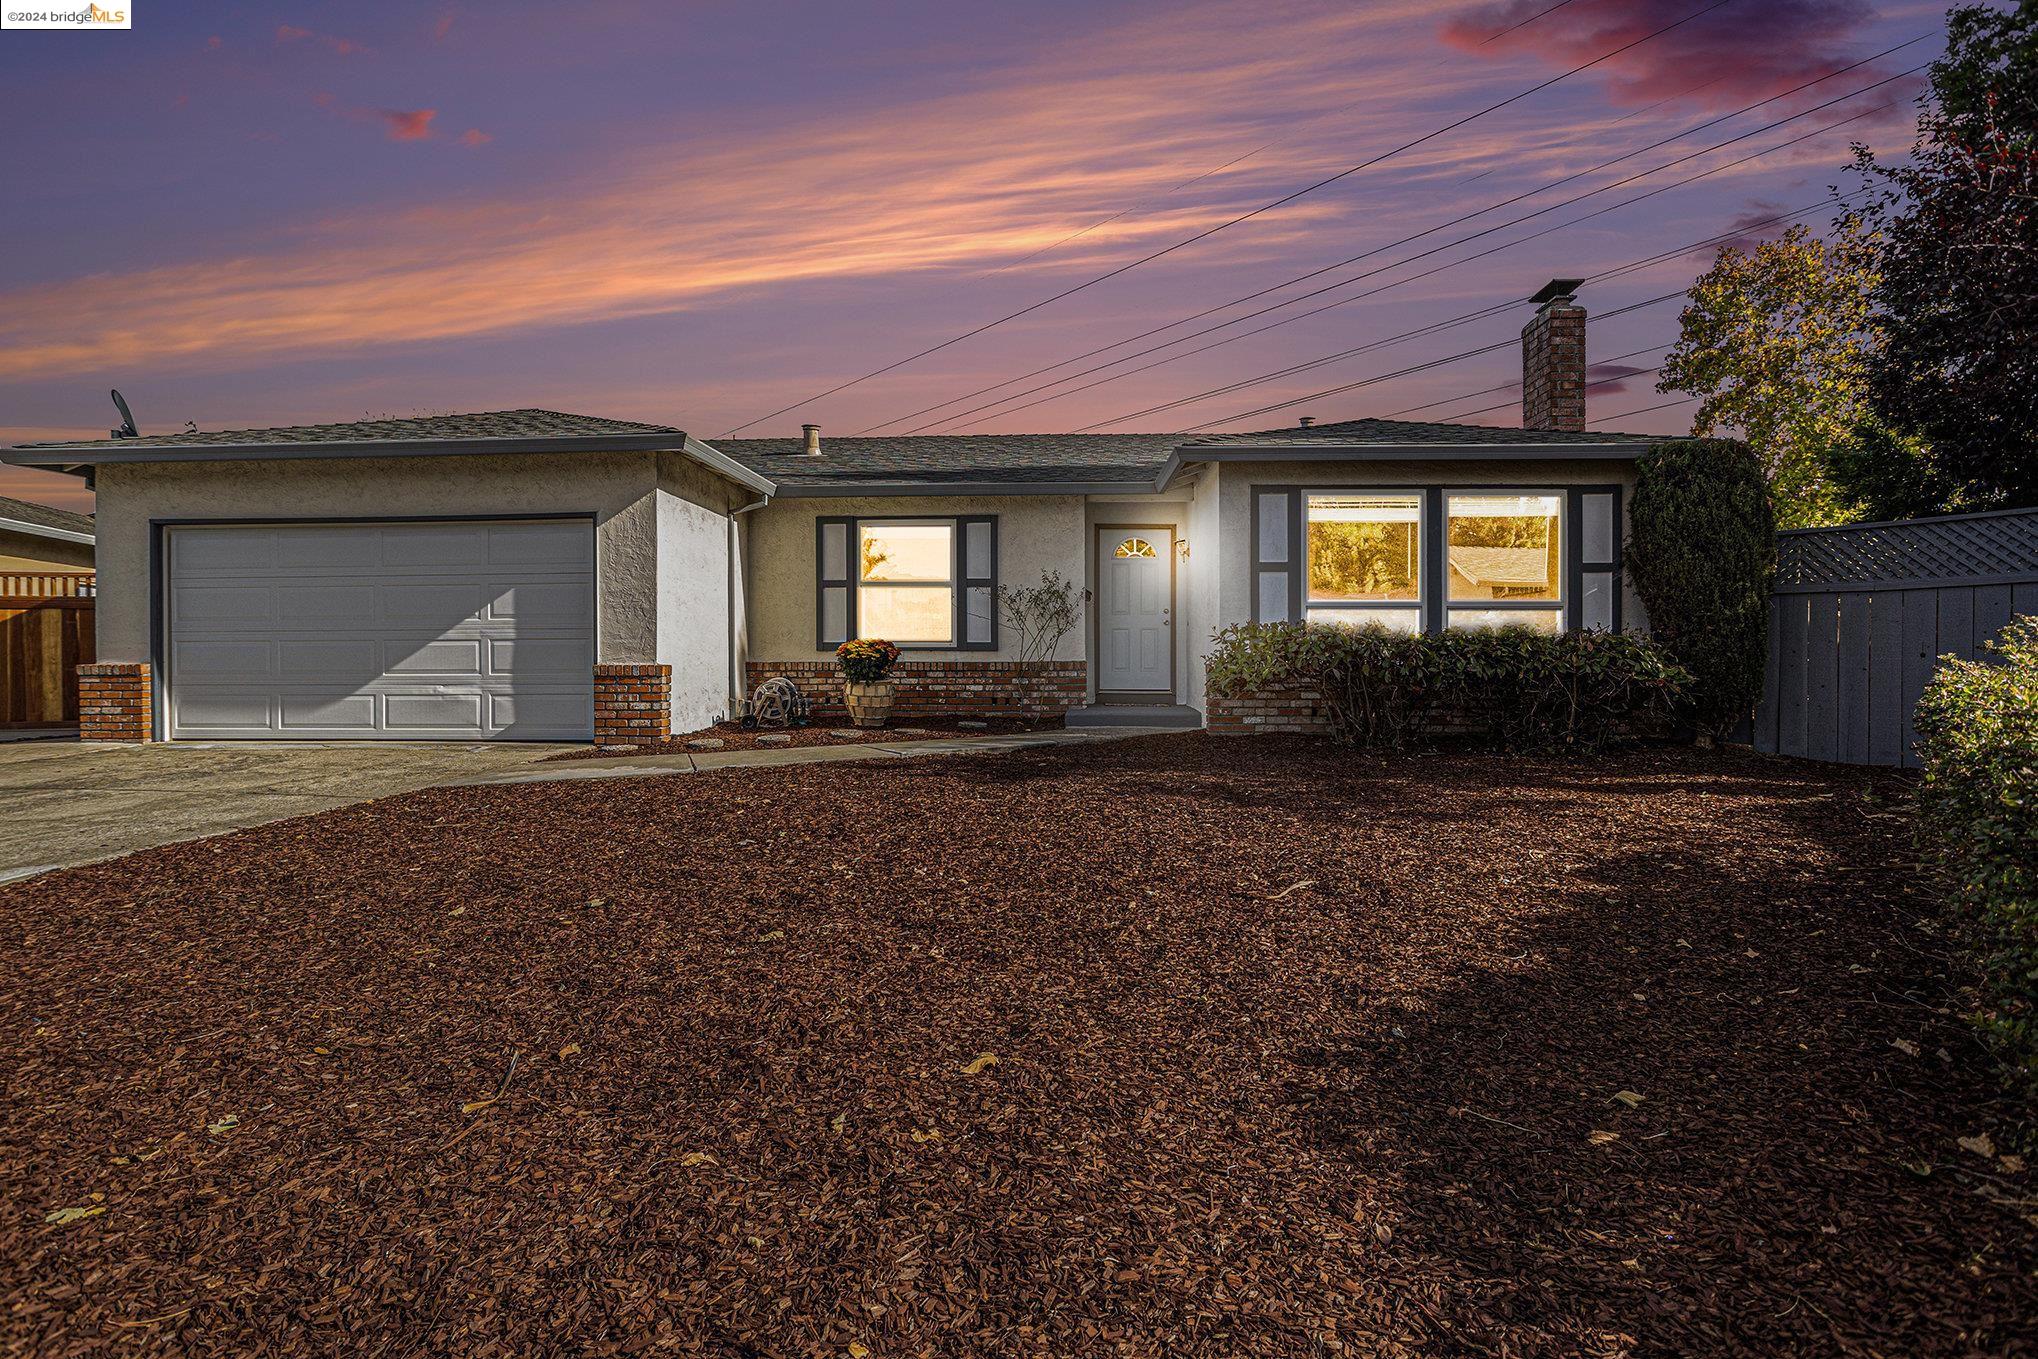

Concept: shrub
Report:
left=1626, top=437, right=1776, bottom=739
left=997, top=570, right=1089, bottom=662
left=1205, top=621, right=1691, bottom=754
left=835, top=638, right=900, bottom=683
left=1914, top=614, right=2038, bottom=1099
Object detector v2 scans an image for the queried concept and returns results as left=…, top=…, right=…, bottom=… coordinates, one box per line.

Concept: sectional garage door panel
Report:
left=166, top=520, right=594, bottom=741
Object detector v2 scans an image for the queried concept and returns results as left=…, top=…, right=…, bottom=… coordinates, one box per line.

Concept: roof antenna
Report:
left=109, top=389, right=139, bottom=440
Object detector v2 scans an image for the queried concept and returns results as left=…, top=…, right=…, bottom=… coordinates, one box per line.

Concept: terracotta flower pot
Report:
left=843, top=680, right=896, bottom=729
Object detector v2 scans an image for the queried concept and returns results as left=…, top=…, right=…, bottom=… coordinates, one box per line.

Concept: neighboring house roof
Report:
left=0, top=494, right=94, bottom=545
left=3, top=408, right=774, bottom=496
left=1448, top=545, right=1553, bottom=589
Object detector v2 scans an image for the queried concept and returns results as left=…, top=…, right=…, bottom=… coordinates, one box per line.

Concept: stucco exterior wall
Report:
left=0, top=528, right=94, bottom=572
left=745, top=494, right=1088, bottom=662
left=656, top=451, right=748, bottom=731
left=90, top=451, right=664, bottom=666
left=1212, top=458, right=1646, bottom=632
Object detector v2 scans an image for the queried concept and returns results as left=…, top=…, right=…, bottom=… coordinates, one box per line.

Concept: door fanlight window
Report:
left=1115, top=536, right=1158, bottom=559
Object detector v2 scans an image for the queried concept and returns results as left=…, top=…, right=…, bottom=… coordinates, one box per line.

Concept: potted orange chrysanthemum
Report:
left=836, top=638, right=902, bottom=728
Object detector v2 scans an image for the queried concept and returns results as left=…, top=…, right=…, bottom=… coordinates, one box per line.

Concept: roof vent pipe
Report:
left=1297, top=415, right=1316, bottom=427
left=802, top=423, right=822, bottom=455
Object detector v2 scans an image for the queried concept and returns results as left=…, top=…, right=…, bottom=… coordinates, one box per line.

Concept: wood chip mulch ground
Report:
left=546, top=716, right=1061, bottom=760
left=3, top=737, right=2032, bottom=1357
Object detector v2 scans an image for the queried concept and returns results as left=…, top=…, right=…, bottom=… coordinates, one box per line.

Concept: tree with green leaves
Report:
left=1658, top=222, right=1880, bottom=528
left=1625, top=438, right=1776, bottom=741
left=1840, top=3, right=2038, bottom=517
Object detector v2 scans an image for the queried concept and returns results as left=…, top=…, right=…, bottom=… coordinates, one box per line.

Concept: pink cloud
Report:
left=381, top=109, right=438, bottom=141
left=1440, top=0, right=1890, bottom=109
left=433, top=10, right=455, bottom=41
left=277, top=23, right=366, bottom=57
left=459, top=128, right=492, bottom=147
left=206, top=34, right=221, bottom=50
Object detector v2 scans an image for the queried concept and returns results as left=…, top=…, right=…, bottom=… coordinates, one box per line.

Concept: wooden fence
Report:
left=0, top=595, right=95, bottom=728
left=1754, top=507, right=2038, bottom=767
left=0, top=571, right=95, bottom=597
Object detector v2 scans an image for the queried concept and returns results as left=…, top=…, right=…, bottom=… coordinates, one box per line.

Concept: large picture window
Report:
left=816, top=516, right=996, bottom=650
left=1304, top=492, right=1422, bottom=632
left=1446, top=492, right=1562, bottom=632
left=1262, top=485, right=1622, bottom=635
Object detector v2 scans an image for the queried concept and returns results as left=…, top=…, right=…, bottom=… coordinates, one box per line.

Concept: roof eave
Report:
left=3, top=430, right=777, bottom=496
left=765, top=478, right=1160, bottom=498
left=0, top=514, right=94, bottom=546
left=1154, top=441, right=1658, bottom=491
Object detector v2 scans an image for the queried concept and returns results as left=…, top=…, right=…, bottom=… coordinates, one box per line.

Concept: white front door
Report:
left=1096, top=526, right=1173, bottom=696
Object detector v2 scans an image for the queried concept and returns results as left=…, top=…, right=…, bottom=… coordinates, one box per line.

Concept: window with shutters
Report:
left=815, top=515, right=996, bottom=650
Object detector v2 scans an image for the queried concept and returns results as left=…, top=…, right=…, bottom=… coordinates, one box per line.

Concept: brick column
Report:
left=593, top=663, right=671, bottom=747
left=78, top=663, right=153, bottom=742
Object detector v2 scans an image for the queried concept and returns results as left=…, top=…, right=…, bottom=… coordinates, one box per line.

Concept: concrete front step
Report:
left=1064, top=704, right=1203, bottom=730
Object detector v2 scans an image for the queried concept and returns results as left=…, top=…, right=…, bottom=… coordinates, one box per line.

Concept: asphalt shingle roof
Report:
left=717, top=418, right=1661, bottom=485
left=1182, top=417, right=1657, bottom=446
left=0, top=494, right=93, bottom=538
left=16, top=409, right=684, bottom=451
left=713, top=433, right=1183, bottom=486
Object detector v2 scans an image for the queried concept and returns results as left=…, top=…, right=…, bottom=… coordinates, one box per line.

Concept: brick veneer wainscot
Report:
left=593, top=663, right=672, bottom=746
left=1206, top=683, right=1333, bottom=736
left=78, top=662, right=153, bottom=742
left=748, top=660, right=1087, bottom=721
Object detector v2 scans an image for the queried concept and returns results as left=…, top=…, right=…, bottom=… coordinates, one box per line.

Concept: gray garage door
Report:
left=165, top=519, right=594, bottom=741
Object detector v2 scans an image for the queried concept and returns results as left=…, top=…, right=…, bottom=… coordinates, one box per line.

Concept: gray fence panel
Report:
left=1754, top=507, right=2038, bottom=767
left=1836, top=591, right=1871, bottom=765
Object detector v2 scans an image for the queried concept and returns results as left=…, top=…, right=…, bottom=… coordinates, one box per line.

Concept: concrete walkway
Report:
left=0, top=728, right=1165, bottom=884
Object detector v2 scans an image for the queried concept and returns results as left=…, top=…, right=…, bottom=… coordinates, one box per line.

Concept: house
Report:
left=2, top=281, right=1661, bottom=744
left=0, top=494, right=95, bottom=588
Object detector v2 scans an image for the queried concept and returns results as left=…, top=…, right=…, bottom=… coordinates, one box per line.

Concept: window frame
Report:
left=1443, top=488, right=1566, bottom=632
left=1254, top=483, right=1623, bottom=635
left=1299, top=489, right=1426, bottom=630
left=815, top=514, right=997, bottom=652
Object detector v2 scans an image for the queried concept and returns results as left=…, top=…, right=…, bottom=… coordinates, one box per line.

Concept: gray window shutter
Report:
left=958, top=515, right=997, bottom=649
left=817, top=516, right=854, bottom=648
left=1252, top=488, right=1299, bottom=623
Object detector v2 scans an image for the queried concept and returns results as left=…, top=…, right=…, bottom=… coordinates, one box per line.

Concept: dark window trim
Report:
left=1284, top=484, right=1621, bottom=637
left=816, top=514, right=999, bottom=652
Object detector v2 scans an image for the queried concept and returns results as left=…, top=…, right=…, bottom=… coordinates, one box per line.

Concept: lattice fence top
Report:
left=1776, top=506, right=2038, bottom=589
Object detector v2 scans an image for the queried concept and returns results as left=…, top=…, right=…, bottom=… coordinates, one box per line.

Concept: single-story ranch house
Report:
left=3, top=282, right=1662, bottom=744
left=0, top=495, right=95, bottom=579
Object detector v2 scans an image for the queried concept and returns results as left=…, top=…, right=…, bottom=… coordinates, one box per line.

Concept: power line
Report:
left=1478, top=0, right=1586, bottom=45
left=719, top=0, right=1737, bottom=435
left=1433, top=349, right=1670, bottom=422
left=883, top=42, right=1928, bottom=434
left=1593, top=393, right=1698, bottom=426
left=1006, top=93, right=1903, bottom=434
left=1169, top=291, right=1688, bottom=433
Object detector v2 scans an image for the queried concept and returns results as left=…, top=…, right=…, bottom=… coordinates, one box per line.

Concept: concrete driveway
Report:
left=0, top=739, right=577, bottom=883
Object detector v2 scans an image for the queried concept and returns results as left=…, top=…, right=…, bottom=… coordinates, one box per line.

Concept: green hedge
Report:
left=1626, top=438, right=1776, bottom=738
left=1915, top=615, right=2038, bottom=1097
left=1206, top=621, right=1691, bottom=754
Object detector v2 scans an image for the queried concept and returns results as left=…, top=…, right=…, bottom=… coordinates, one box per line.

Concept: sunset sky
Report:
left=0, top=0, right=1957, bottom=512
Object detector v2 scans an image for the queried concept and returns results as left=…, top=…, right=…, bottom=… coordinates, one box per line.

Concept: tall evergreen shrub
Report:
left=1625, top=438, right=1776, bottom=738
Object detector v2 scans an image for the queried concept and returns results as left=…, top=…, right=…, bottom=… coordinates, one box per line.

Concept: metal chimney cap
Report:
left=1529, top=278, right=1585, bottom=306
left=1297, top=415, right=1316, bottom=427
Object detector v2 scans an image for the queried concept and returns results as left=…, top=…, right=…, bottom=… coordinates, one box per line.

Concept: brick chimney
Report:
left=1520, top=279, right=1586, bottom=431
